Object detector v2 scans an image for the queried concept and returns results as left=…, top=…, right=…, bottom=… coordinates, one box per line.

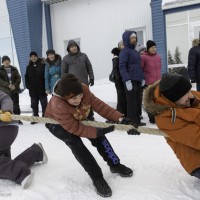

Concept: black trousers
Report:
left=10, top=92, right=21, bottom=115
left=30, top=95, right=48, bottom=117
left=125, top=80, right=142, bottom=125
left=115, top=78, right=127, bottom=117
left=46, top=124, right=120, bottom=181
left=0, top=125, right=43, bottom=184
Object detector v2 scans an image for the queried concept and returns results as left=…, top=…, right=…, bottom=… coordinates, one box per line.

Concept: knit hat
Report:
left=111, top=47, right=120, bottom=56
left=130, top=32, right=136, bottom=38
left=147, top=40, right=156, bottom=50
left=118, top=40, right=124, bottom=48
left=58, top=74, right=83, bottom=98
left=2, top=56, right=11, bottom=63
left=136, top=45, right=146, bottom=54
left=30, top=51, right=38, bottom=57
left=159, top=73, right=192, bottom=102
left=46, top=49, right=55, bottom=56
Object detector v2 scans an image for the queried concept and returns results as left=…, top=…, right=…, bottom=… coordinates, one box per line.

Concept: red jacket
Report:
left=45, top=84, right=123, bottom=138
left=141, top=52, right=161, bottom=85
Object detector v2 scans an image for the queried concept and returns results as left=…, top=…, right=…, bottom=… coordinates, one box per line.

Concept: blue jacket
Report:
left=45, top=54, right=62, bottom=92
left=119, top=31, right=144, bottom=83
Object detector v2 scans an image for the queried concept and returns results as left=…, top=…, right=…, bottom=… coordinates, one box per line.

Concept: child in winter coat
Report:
left=0, top=90, right=48, bottom=188
left=141, top=40, right=161, bottom=123
left=144, top=73, right=200, bottom=180
left=45, top=49, right=62, bottom=95
left=45, top=73, right=139, bottom=198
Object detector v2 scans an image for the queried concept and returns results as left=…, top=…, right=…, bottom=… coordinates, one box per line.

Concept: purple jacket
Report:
left=141, top=52, right=162, bottom=85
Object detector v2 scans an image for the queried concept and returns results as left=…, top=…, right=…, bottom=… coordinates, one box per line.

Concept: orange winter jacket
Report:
left=144, top=82, right=200, bottom=174
left=45, top=83, right=123, bottom=138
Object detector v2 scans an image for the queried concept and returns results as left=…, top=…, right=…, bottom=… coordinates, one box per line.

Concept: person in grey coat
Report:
left=0, top=90, right=48, bottom=189
left=62, top=40, right=94, bottom=86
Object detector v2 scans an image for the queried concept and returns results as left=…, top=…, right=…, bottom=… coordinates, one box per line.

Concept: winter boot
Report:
left=21, top=172, right=34, bottom=189
left=110, top=164, right=133, bottom=177
left=37, top=143, right=48, bottom=164
left=93, top=178, right=112, bottom=197
left=18, top=120, right=23, bottom=125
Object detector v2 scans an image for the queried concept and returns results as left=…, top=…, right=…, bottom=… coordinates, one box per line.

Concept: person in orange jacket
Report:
left=144, top=73, right=200, bottom=179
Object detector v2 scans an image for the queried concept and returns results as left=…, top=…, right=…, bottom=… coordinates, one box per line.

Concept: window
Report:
left=125, top=26, right=146, bottom=46
left=64, top=38, right=81, bottom=54
left=166, top=8, right=200, bottom=65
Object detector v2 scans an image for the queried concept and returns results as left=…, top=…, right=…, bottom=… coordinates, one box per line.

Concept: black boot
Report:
left=93, top=178, right=112, bottom=197
left=110, top=164, right=133, bottom=177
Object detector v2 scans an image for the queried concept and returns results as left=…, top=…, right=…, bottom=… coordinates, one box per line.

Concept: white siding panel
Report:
left=50, top=0, right=152, bottom=79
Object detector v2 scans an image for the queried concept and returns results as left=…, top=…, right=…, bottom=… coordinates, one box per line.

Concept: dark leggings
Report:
left=0, top=125, right=43, bottom=184
left=46, top=124, right=120, bottom=181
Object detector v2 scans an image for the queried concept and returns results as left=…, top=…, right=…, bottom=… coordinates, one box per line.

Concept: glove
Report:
left=119, top=117, right=140, bottom=135
left=125, top=80, right=133, bottom=91
left=0, top=111, right=12, bottom=122
left=127, top=129, right=140, bottom=135
left=89, top=79, right=94, bottom=86
left=96, top=126, right=115, bottom=137
left=141, top=80, right=145, bottom=87
left=120, top=117, right=138, bottom=128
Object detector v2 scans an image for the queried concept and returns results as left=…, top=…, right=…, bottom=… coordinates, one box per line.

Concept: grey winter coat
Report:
left=0, top=90, right=13, bottom=127
left=62, top=40, right=94, bottom=85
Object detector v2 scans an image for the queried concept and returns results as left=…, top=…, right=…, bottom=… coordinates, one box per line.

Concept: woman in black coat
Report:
left=111, top=43, right=127, bottom=116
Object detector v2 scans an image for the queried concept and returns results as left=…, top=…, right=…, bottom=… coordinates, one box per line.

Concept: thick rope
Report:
left=2, top=114, right=168, bottom=137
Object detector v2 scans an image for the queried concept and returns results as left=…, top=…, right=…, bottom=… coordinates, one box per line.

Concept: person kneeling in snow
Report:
left=0, top=90, right=48, bottom=189
left=45, top=73, right=139, bottom=197
left=144, top=73, right=200, bottom=179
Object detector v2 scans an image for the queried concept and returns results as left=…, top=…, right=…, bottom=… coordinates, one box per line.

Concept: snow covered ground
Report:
left=1, top=79, right=200, bottom=200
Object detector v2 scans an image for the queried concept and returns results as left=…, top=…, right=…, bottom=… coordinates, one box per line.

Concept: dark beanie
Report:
left=159, top=73, right=192, bottom=102
left=147, top=40, right=156, bottom=50
left=46, top=49, right=55, bottom=56
left=111, top=47, right=120, bottom=56
left=30, top=51, right=38, bottom=57
left=58, top=74, right=83, bottom=98
left=2, top=56, right=11, bottom=63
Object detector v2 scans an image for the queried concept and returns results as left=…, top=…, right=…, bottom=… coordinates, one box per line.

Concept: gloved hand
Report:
left=141, top=79, right=145, bottom=87
left=125, top=80, right=133, bottom=91
left=89, top=79, right=94, bottom=86
left=120, top=117, right=138, bottom=128
left=96, top=126, right=115, bottom=137
left=0, top=111, right=12, bottom=122
left=127, top=129, right=140, bottom=135
left=119, top=117, right=140, bottom=135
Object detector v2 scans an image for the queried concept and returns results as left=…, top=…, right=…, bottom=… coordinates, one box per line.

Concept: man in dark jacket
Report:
left=119, top=31, right=145, bottom=126
left=25, top=52, right=47, bottom=124
left=0, top=56, right=22, bottom=124
left=62, top=40, right=94, bottom=86
left=188, top=41, right=200, bottom=91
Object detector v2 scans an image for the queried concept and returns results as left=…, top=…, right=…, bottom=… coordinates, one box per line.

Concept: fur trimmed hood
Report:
left=143, top=81, right=171, bottom=116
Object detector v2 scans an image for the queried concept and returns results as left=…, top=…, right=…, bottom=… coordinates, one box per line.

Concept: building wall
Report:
left=5, top=0, right=53, bottom=86
left=0, top=0, right=20, bottom=72
left=50, top=0, right=153, bottom=80
left=151, top=0, right=168, bottom=73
